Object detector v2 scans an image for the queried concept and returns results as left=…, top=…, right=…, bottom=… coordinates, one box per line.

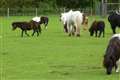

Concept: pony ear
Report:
left=61, top=13, right=64, bottom=16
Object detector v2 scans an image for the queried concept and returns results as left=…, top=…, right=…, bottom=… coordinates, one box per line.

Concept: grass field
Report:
left=0, top=15, right=120, bottom=80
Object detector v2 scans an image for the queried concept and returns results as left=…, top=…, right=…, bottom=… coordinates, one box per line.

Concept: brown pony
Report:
left=82, top=14, right=88, bottom=30
left=89, top=20, right=105, bottom=37
left=12, top=20, right=41, bottom=37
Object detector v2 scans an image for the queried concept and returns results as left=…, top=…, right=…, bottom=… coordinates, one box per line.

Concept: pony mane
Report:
left=111, top=34, right=120, bottom=40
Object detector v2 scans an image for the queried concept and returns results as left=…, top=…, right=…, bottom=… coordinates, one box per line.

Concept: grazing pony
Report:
left=82, top=14, right=88, bottom=30
left=60, top=10, right=86, bottom=37
left=12, top=21, right=41, bottom=37
left=103, top=34, right=120, bottom=75
left=108, top=12, right=120, bottom=34
left=89, top=20, right=105, bottom=37
left=32, top=16, right=49, bottom=29
left=60, top=12, right=68, bottom=33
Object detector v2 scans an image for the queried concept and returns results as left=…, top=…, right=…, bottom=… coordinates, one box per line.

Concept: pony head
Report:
left=12, top=23, right=17, bottom=30
left=103, top=55, right=114, bottom=75
left=89, top=20, right=97, bottom=36
left=82, top=13, right=88, bottom=25
left=103, top=36, right=120, bottom=75
left=60, top=13, right=67, bottom=25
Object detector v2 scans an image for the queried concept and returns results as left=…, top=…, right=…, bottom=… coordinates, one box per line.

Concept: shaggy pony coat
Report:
left=103, top=34, right=120, bottom=75
left=108, top=12, right=120, bottom=34
left=60, top=10, right=84, bottom=37
left=89, top=20, right=105, bottom=37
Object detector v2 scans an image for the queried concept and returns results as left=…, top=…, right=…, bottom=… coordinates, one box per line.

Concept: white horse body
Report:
left=61, top=10, right=83, bottom=36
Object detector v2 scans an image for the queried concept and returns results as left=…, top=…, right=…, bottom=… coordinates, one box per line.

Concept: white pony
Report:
left=32, top=16, right=41, bottom=22
left=60, top=10, right=84, bottom=36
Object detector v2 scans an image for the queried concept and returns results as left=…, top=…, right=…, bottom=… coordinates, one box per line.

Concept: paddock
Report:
left=0, top=15, right=119, bottom=80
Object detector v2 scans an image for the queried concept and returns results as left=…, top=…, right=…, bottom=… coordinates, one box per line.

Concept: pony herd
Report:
left=11, top=10, right=120, bottom=75
left=12, top=16, right=49, bottom=37
left=103, top=12, right=120, bottom=75
left=60, top=10, right=120, bottom=75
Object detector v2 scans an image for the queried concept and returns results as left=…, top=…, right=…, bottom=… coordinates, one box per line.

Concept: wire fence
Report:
left=1, top=4, right=120, bottom=17
left=0, top=8, right=93, bottom=17
left=105, top=3, right=120, bottom=14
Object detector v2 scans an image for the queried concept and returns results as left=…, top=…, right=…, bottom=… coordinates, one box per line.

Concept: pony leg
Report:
left=103, top=29, right=105, bottom=37
left=116, top=59, right=120, bottom=73
left=72, top=26, right=76, bottom=36
left=38, top=25, right=41, bottom=33
left=98, top=31, right=102, bottom=37
left=44, top=23, right=48, bottom=29
left=75, top=18, right=80, bottom=37
left=75, top=24, right=80, bottom=37
left=95, top=31, right=97, bottom=37
left=36, top=29, right=39, bottom=37
left=21, top=30, right=24, bottom=37
left=69, top=25, right=74, bottom=36
left=32, top=30, right=35, bottom=36
left=33, top=29, right=39, bottom=37
left=67, top=23, right=71, bottom=36
left=111, top=26, right=116, bottom=34
left=25, top=30, right=29, bottom=36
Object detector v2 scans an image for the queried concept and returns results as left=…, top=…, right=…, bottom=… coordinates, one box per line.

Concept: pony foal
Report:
left=89, top=20, right=105, bottom=37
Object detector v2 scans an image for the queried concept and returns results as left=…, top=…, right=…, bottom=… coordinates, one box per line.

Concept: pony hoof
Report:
left=68, top=34, right=71, bottom=37
left=72, top=33, right=75, bottom=36
left=116, top=70, right=119, bottom=73
left=76, top=34, right=80, bottom=37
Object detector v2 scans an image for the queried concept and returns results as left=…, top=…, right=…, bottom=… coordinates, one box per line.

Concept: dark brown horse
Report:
left=12, top=20, right=41, bottom=37
left=39, top=16, right=49, bottom=29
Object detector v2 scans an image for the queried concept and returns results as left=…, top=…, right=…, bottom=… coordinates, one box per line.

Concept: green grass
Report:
left=0, top=15, right=120, bottom=80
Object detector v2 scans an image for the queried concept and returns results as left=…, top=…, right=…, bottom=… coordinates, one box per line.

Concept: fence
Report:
left=0, top=8, right=56, bottom=16
left=105, top=3, right=120, bottom=14
left=0, top=8, right=93, bottom=17
left=101, top=2, right=120, bottom=16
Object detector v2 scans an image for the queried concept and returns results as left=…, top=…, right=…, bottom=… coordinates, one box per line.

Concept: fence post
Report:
left=90, top=7, right=92, bottom=16
left=7, top=8, right=9, bottom=17
left=63, top=8, right=65, bottom=12
left=35, top=8, right=37, bottom=16
left=101, top=0, right=107, bottom=16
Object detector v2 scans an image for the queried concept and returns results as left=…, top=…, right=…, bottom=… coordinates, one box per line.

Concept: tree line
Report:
left=0, top=0, right=118, bottom=8
left=0, top=0, right=119, bottom=15
left=0, top=0, right=101, bottom=8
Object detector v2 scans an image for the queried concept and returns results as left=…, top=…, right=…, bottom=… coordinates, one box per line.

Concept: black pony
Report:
left=89, top=20, right=105, bottom=37
left=108, top=12, right=120, bottom=34
left=103, top=34, right=120, bottom=75
left=12, top=20, right=41, bottom=37
left=39, top=16, right=49, bottom=29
